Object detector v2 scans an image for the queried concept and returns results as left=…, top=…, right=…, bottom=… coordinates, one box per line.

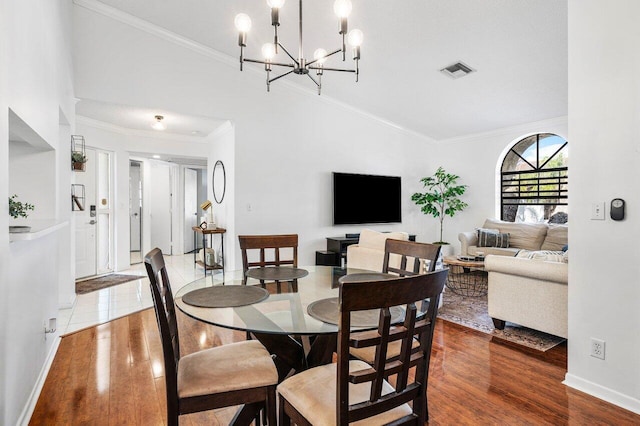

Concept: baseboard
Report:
left=563, top=373, right=640, bottom=415
left=17, top=336, right=61, bottom=426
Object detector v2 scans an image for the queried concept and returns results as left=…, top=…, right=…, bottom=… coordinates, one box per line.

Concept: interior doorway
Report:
left=129, top=160, right=143, bottom=264
left=184, top=167, right=198, bottom=254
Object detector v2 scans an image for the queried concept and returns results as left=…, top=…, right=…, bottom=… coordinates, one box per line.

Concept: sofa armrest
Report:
left=458, top=231, right=478, bottom=256
left=484, top=255, right=567, bottom=284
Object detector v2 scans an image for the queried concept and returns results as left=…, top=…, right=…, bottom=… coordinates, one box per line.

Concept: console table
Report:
left=192, top=226, right=226, bottom=277
left=317, top=234, right=416, bottom=267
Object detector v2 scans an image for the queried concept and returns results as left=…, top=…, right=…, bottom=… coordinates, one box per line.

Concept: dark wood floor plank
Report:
left=30, top=308, right=640, bottom=425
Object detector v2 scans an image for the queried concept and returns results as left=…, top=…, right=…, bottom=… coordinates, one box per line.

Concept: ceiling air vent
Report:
left=440, top=61, right=476, bottom=79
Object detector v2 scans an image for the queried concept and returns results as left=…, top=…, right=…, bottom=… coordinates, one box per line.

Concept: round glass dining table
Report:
left=175, top=265, right=381, bottom=336
left=175, top=265, right=397, bottom=383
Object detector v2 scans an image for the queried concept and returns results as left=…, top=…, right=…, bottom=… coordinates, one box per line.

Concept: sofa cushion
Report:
left=357, top=229, right=408, bottom=250
left=477, top=229, right=510, bottom=248
left=483, top=219, right=548, bottom=251
left=541, top=225, right=568, bottom=251
left=467, top=245, right=519, bottom=257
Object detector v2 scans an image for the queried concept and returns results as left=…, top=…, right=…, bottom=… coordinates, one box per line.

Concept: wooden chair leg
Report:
left=278, top=395, right=291, bottom=426
left=266, top=386, right=277, bottom=425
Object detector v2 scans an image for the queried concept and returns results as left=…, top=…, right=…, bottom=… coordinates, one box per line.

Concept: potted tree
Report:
left=411, top=166, right=468, bottom=254
left=72, top=151, right=87, bottom=171
left=8, top=194, right=35, bottom=233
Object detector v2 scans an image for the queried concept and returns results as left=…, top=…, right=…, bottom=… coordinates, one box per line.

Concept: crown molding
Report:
left=437, top=115, right=568, bottom=145
left=73, top=0, right=436, bottom=144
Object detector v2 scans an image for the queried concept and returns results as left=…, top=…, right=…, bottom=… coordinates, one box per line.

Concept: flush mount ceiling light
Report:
left=440, top=61, right=476, bottom=79
left=151, top=115, right=166, bottom=131
left=234, top=0, right=363, bottom=95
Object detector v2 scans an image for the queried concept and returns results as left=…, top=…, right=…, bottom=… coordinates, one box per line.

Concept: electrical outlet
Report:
left=590, top=338, right=606, bottom=360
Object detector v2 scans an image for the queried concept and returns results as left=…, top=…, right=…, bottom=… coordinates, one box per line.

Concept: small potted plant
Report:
left=8, top=194, right=35, bottom=233
left=72, top=151, right=87, bottom=171
left=411, top=166, right=468, bottom=252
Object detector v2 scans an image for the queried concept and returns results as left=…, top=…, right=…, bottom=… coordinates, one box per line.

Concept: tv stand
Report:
left=316, top=233, right=416, bottom=267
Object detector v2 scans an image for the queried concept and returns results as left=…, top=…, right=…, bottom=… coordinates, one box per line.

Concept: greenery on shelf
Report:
left=72, top=151, right=87, bottom=163
left=8, top=195, right=35, bottom=219
left=411, top=166, right=468, bottom=244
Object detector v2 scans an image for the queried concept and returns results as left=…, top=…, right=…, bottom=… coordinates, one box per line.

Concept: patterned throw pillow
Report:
left=477, top=229, right=510, bottom=248
left=516, top=250, right=567, bottom=263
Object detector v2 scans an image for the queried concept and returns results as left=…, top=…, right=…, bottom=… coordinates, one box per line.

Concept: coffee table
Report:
left=442, top=255, right=488, bottom=297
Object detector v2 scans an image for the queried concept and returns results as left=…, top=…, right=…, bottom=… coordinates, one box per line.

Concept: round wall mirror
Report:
left=212, top=160, right=226, bottom=204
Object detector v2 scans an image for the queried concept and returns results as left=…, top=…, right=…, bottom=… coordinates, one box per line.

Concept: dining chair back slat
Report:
left=238, top=234, right=299, bottom=286
left=383, top=239, right=442, bottom=276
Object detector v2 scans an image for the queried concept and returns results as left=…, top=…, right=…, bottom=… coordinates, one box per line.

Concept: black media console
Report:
left=316, top=233, right=417, bottom=267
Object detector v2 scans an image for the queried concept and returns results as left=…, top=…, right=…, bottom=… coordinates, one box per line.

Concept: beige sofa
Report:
left=346, top=229, right=409, bottom=271
left=458, top=218, right=567, bottom=256
left=458, top=219, right=568, bottom=338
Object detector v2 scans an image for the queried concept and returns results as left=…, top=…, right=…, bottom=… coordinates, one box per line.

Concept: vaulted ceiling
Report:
left=75, top=0, right=567, bottom=141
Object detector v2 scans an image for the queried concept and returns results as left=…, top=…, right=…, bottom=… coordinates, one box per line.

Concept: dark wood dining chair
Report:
left=278, top=269, right=448, bottom=425
left=383, top=239, right=442, bottom=275
left=144, top=248, right=278, bottom=426
left=350, top=239, right=443, bottom=365
left=238, top=234, right=299, bottom=292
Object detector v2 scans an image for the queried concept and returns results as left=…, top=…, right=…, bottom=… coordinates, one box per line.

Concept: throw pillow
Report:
left=516, top=250, right=567, bottom=263
left=477, top=229, right=510, bottom=248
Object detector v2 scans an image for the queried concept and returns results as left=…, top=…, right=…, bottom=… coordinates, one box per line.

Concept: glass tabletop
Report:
left=175, top=265, right=386, bottom=335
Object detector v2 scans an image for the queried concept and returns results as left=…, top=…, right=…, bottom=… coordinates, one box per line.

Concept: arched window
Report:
left=501, top=133, right=568, bottom=223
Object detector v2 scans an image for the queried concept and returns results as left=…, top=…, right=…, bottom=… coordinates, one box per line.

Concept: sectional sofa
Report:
left=458, top=218, right=568, bottom=338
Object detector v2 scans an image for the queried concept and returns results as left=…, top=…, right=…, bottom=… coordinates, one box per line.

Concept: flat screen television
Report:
left=333, top=172, right=402, bottom=225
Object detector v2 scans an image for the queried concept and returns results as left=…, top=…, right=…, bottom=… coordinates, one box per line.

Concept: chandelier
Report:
left=234, top=0, right=363, bottom=95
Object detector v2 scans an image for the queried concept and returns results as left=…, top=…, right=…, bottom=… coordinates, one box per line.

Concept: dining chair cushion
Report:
left=178, top=340, right=278, bottom=399
left=277, top=360, right=412, bottom=426
left=348, top=337, right=420, bottom=364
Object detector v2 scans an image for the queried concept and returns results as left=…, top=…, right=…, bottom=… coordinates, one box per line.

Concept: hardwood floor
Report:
left=30, top=309, right=640, bottom=425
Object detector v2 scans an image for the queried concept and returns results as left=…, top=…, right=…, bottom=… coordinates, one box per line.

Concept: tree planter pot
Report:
left=72, top=161, right=86, bottom=171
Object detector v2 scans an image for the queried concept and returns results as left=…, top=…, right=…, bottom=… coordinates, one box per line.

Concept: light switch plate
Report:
left=591, top=202, right=605, bottom=220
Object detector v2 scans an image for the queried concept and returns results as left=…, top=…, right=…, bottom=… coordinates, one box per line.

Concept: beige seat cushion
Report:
left=178, top=340, right=278, bottom=398
left=350, top=338, right=420, bottom=363
left=277, top=360, right=412, bottom=426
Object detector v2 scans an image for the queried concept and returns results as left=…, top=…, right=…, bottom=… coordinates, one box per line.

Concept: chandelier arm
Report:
left=308, top=66, right=356, bottom=73
left=244, top=58, right=295, bottom=68
left=306, top=73, right=320, bottom=87
left=268, top=69, right=296, bottom=84
left=306, top=48, right=342, bottom=67
left=277, top=43, right=299, bottom=66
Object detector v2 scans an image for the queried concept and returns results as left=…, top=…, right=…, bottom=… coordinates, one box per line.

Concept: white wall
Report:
left=72, top=5, right=437, bottom=272
left=0, top=0, right=75, bottom=424
left=433, top=117, right=568, bottom=249
left=564, top=0, right=640, bottom=413
left=208, top=122, right=235, bottom=269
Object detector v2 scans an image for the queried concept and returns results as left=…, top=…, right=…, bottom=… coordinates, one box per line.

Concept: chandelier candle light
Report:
left=234, top=0, right=363, bottom=95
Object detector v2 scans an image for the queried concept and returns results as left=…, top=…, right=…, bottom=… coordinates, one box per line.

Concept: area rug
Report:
left=75, top=274, right=144, bottom=295
left=437, top=291, right=566, bottom=352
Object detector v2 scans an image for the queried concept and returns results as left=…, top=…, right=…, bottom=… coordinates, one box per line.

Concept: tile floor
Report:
left=58, top=254, right=210, bottom=335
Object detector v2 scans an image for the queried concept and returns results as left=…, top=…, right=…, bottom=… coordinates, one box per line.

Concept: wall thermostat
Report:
left=610, top=198, right=625, bottom=221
